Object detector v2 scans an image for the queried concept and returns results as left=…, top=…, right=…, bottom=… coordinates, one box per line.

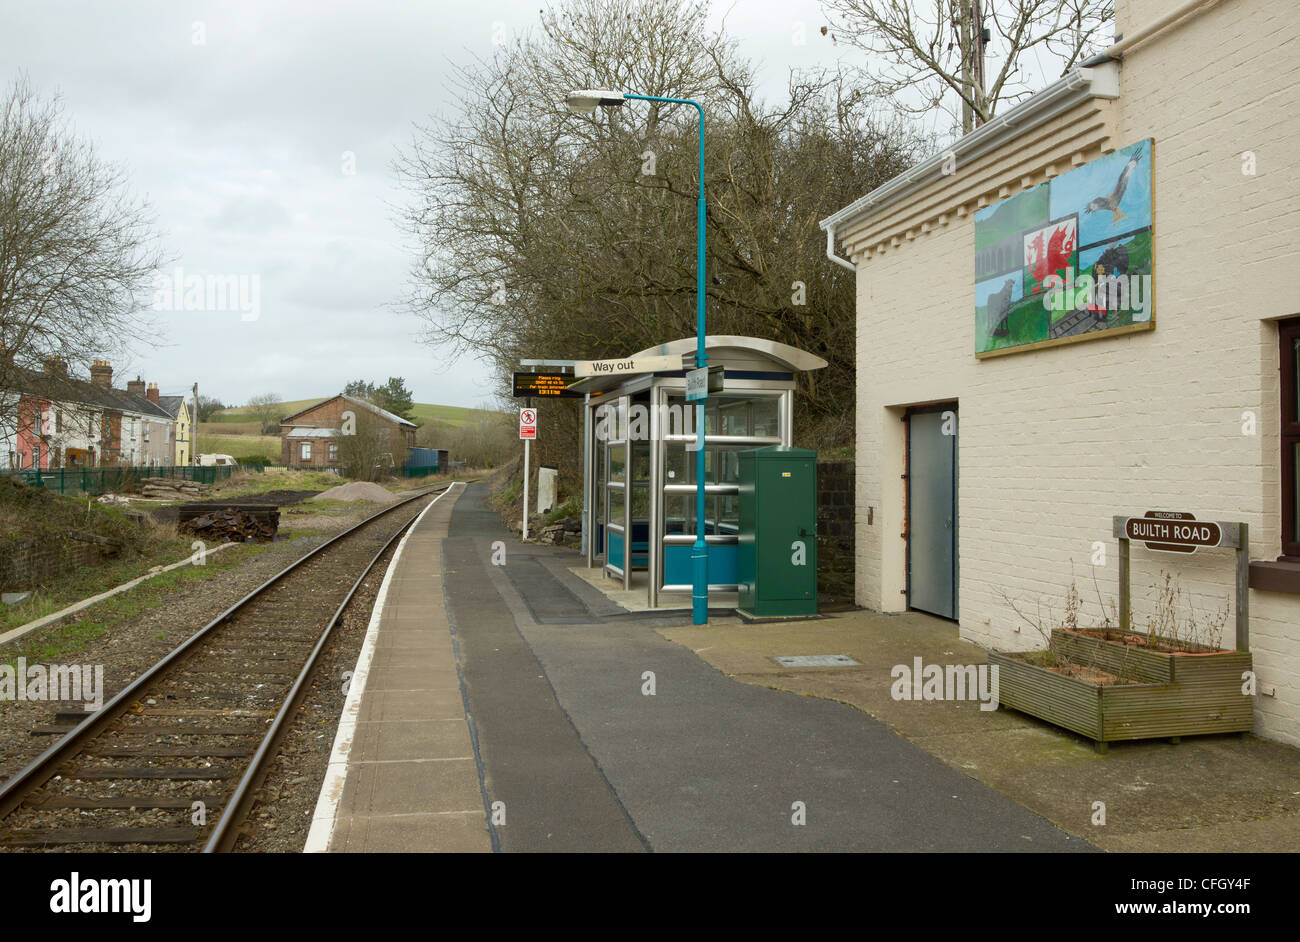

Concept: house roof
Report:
left=9, top=365, right=174, bottom=420
left=279, top=394, right=417, bottom=428
left=156, top=395, right=187, bottom=419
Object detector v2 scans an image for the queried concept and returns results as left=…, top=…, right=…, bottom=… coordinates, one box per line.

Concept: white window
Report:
left=301, top=442, right=311, bottom=461
left=329, top=443, right=339, bottom=462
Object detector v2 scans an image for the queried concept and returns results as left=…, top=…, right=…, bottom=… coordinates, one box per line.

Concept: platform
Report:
left=305, top=482, right=491, bottom=852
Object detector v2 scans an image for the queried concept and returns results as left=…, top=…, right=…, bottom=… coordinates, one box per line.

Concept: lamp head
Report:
left=565, top=89, right=626, bottom=114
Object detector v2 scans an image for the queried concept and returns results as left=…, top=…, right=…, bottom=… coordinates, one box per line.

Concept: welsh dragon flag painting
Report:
left=974, top=138, right=1154, bottom=357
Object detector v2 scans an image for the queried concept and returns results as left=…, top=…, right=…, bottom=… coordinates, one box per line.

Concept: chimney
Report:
left=42, top=357, right=68, bottom=378
left=147, top=382, right=159, bottom=404
left=127, top=375, right=146, bottom=397
left=90, top=360, right=113, bottom=389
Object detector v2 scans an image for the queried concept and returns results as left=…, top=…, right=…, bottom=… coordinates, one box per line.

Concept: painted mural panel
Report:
left=975, top=138, right=1154, bottom=356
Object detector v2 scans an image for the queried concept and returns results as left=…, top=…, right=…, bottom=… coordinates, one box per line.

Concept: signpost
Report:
left=573, top=354, right=681, bottom=378
left=1123, top=511, right=1222, bottom=554
left=685, top=367, right=708, bottom=402
left=686, top=364, right=725, bottom=402
left=520, top=408, right=537, bottom=540
left=1112, top=511, right=1248, bottom=650
left=513, top=373, right=583, bottom=398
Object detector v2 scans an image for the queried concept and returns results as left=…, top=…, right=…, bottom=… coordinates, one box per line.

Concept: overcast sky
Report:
left=2, top=0, right=850, bottom=411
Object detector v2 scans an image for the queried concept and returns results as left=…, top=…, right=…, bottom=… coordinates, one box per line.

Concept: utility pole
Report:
left=958, top=1, right=989, bottom=134
left=959, top=1, right=972, bottom=133
left=973, top=0, right=987, bottom=129
left=192, top=382, right=199, bottom=467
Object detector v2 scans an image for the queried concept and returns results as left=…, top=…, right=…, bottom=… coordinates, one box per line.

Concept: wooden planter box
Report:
left=990, top=629, right=1253, bottom=750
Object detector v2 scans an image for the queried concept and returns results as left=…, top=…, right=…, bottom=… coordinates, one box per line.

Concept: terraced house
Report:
left=1, top=360, right=176, bottom=469
left=822, top=0, right=1300, bottom=745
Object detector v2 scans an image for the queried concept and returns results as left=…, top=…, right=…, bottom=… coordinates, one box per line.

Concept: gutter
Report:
left=825, top=226, right=855, bottom=271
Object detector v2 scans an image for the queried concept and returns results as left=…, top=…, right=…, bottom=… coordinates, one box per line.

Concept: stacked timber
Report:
left=178, top=504, right=279, bottom=543
left=140, top=479, right=212, bottom=500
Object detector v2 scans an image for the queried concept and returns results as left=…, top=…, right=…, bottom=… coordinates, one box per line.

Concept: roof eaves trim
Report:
left=819, top=62, right=1120, bottom=235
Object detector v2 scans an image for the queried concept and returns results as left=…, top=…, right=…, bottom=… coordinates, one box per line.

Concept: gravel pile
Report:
left=311, top=482, right=396, bottom=503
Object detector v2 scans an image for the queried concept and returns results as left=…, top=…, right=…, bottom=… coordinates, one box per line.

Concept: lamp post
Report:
left=566, top=88, right=709, bottom=625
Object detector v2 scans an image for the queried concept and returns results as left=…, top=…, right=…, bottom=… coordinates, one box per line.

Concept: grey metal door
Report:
left=907, top=406, right=958, bottom=619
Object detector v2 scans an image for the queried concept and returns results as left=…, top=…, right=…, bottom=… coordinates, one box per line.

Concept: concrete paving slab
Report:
left=337, top=759, right=482, bottom=816
left=356, top=688, right=467, bottom=721
left=363, top=664, right=462, bottom=690
left=349, top=719, right=474, bottom=762
left=330, top=811, right=492, bottom=853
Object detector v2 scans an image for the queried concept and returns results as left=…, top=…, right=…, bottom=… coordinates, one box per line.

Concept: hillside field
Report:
left=211, top=399, right=500, bottom=428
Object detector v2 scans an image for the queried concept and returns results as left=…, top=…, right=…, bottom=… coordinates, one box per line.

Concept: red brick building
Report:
left=279, top=395, right=416, bottom=469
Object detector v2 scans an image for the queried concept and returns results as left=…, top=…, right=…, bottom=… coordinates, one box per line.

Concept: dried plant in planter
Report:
left=992, top=568, right=1251, bottom=748
left=997, top=567, right=1138, bottom=683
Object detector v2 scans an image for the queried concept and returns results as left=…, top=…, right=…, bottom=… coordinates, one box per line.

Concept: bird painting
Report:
left=1085, top=150, right=1142, bottom=226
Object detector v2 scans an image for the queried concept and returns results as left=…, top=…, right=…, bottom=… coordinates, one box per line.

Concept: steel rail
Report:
left=204, top=482, right=460, bottom=851
left=0, top=483, right=451, bottom=821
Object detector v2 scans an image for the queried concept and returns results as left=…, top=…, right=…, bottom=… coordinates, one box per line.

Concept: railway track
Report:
left=0, top=483, right=458, bottom=852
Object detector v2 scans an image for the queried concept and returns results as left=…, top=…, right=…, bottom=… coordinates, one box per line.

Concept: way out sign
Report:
left=573, top=354, right=680, bottom=377
left=1122, top=511, right=1222, bottom=554
left=519, top=408, right=537, bottom=440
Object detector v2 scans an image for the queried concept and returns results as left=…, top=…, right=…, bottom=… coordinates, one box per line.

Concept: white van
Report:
left=196, top=453, right=237, bottom=467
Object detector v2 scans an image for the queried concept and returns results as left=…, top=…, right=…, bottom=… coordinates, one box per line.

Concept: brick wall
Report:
left=0, top=536, right=116, bottom=593
left=281, top=397, right=411, bottom=468
left=840, top=0, right=1300, bottom=745
left=817, top=460, right=855, bottom=600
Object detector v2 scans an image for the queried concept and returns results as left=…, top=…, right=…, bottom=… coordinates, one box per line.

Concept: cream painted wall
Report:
left=846, top=0, right=1300, bottom=745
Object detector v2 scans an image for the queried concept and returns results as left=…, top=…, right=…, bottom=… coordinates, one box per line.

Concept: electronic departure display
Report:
left=512, top=372, right=583, bottom=398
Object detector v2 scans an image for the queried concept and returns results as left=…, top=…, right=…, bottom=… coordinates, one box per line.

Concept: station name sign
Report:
left=513, top=372, right=583, bottom=398
left=1123, top=511, right=1222, bottom=554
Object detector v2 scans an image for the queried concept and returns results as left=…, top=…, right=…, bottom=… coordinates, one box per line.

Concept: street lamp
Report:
left=566, top=88, right=710, bottom=626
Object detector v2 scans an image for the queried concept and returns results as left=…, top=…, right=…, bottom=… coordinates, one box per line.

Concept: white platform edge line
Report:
left=302, top=483, right=460, bottom=853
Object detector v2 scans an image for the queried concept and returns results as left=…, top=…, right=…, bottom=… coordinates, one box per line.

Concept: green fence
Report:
left=7, top=464, right=236, bottom=495
left=402, top=465, right=441, bottom=478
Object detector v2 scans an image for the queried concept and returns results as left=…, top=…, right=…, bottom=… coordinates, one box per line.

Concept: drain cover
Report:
left=773, top=654, right=860, bottom=668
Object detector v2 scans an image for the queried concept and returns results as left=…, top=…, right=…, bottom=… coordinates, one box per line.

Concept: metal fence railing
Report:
left=6, top=461, right=444, bottom=493
left=5, top=464, right=236, bottom=495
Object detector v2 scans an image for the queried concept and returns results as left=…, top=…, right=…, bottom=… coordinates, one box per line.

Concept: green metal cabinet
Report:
left=738, top=446, right=817, bottom=617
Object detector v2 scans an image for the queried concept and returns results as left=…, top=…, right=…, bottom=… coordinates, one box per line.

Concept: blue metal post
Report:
left=624, top=93, right=709, bottom=625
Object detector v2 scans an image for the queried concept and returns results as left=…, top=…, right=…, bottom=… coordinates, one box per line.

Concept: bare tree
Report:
left=820, top=0, right=1115, bottom=135
left=395, top=0, right=926, bottom=461
left=0, top=75, right=165, bottom=441
left=338, top=409, right=406, bottom=482
left=245, top=392, right=283, bottom=435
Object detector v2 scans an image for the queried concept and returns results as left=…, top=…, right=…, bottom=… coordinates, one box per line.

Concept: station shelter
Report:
left=570, top=335, right=826, bottom=609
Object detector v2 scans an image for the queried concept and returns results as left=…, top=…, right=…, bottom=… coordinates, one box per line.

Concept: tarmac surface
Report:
left=316, top=481, right=1300, bottom=852
left=374, top=483, right=1085, bottom=851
